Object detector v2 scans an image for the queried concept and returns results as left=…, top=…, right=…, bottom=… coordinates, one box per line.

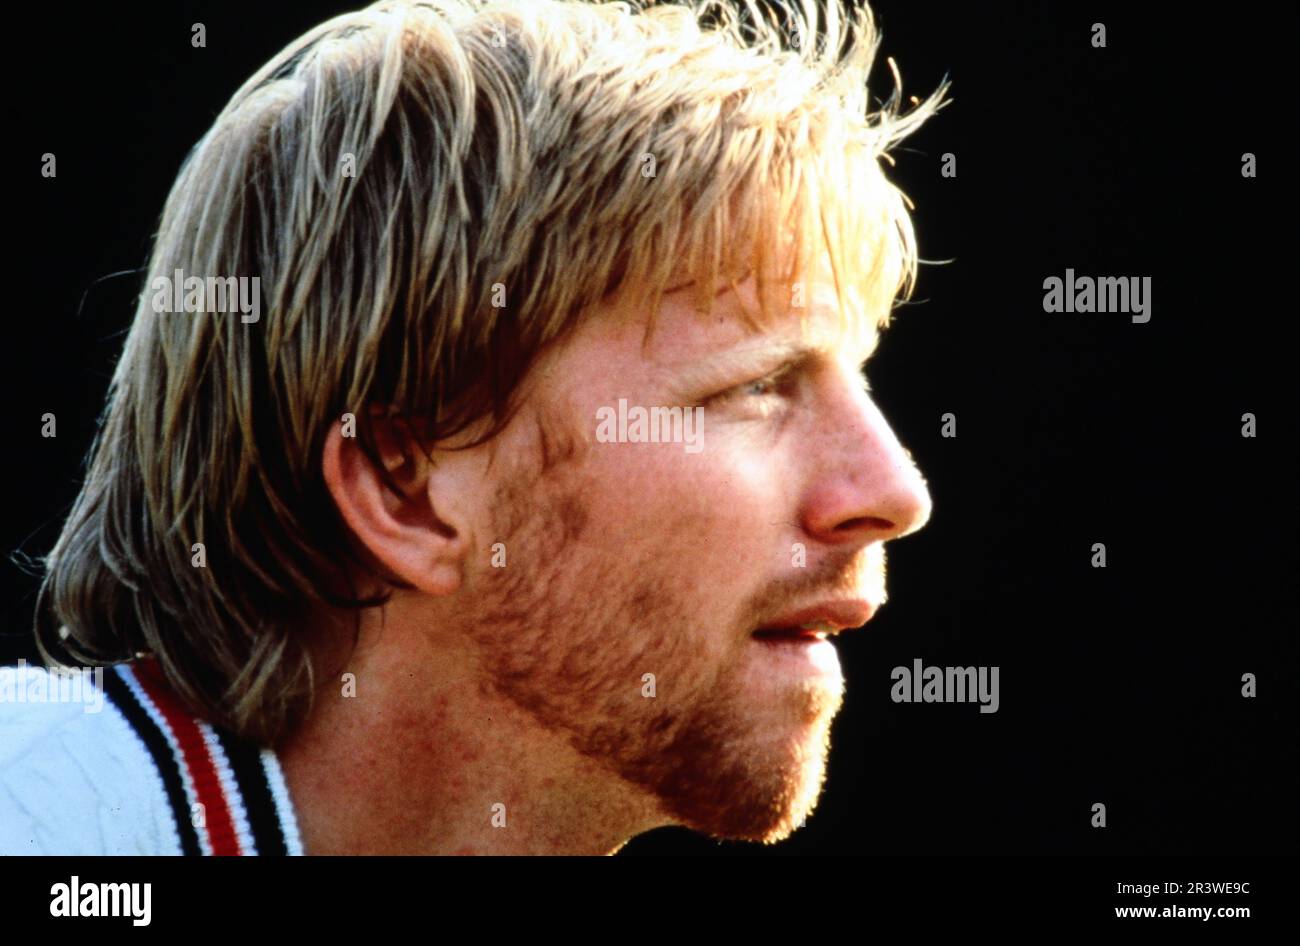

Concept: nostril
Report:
left=837, top=515, right=893, bottom=534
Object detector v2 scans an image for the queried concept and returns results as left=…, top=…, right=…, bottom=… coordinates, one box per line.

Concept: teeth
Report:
left=799, top=621, right=837, bottom=634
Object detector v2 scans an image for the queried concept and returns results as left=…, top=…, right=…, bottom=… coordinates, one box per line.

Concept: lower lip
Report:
left=752, top=635, right=842, bottom=677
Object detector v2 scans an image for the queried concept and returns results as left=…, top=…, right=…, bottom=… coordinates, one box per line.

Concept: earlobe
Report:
left=321, top=417, right=466, bottom=597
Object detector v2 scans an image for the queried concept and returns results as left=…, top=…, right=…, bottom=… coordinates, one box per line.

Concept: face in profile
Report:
left=459, top=260, right=932, bottom=843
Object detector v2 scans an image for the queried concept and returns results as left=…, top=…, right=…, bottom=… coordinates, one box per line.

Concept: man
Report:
left=3, top=0, right=944, bottom=854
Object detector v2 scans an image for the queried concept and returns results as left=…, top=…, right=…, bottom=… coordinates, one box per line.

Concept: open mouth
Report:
left=752, top=624, right=834, bottom=644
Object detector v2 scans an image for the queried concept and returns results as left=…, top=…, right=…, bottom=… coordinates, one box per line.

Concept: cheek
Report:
left=703, top=451, right=795, bottom=566
left=585, top=443, right=789, bottom=580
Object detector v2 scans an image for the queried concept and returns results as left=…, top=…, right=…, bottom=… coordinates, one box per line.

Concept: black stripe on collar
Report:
left=101, top=665, right=203, bottom=856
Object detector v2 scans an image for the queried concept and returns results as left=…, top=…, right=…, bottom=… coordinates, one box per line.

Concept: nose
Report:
left=799, top=381, right=932, bottom=547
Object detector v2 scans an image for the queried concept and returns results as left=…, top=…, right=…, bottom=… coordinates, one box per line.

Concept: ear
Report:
left=321, top=412, right=469, bottom=597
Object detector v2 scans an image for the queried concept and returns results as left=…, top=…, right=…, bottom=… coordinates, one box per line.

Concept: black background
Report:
left=3, top=0, right=1294, bottom=857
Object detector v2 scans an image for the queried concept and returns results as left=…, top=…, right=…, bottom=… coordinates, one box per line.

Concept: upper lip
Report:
left=754, top=599, right=878, bottom=635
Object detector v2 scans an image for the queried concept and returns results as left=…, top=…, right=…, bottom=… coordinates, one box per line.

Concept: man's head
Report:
left=37, top=0, right=944, bottom=842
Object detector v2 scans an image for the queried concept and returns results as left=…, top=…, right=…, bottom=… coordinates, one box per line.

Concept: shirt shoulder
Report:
left=0, top=663, right=180, bottom=855
left=0, top=661, right=303, bottom=856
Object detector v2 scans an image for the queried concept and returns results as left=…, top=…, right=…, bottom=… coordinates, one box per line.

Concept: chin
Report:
left=763, top=725, right=836, bottom=842
left=678, top=712, right=837, bottom=845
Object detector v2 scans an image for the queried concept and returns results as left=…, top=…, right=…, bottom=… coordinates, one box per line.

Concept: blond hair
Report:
left=35, top=0, right=947, bottom=744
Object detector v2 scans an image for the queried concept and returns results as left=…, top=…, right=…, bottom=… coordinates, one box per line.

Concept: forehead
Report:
left=527, top=256, right=885, bottom=410
left=645, top=274, right=879, bottom=367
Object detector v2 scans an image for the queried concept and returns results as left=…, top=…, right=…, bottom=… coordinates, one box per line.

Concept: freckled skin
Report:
left=469, top=446, right=839, bottom=840
left=278, top=261, right=931, bottom=854
left=462, top=265, right=928, bottom=843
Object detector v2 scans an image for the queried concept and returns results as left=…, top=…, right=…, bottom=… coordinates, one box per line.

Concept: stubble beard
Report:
left=465, top=455, right=844, bottom=843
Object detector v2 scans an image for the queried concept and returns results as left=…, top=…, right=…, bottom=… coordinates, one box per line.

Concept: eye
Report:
left=739, top=373, right=783, bottom=397
left=721, top=367, right=793, bottom=401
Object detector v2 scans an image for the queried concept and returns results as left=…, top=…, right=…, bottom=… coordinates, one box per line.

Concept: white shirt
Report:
left=0, top=661, right=303, bottom=855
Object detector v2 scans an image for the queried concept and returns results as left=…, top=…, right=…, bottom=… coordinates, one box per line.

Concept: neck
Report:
left=274, top=602, right=664, bottom=855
